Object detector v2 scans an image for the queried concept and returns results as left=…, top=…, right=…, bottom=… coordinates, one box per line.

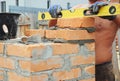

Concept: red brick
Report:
left=19, top=24, right=30, bottom=36
left=19, top=60, right=31, bottom=72
left=85, top=43, right=95, bottom=51
left=0, top=70, right=3, bottom=73
left=19, top=56, right=64, bottom=72
left=7, top=44, right=31, bottom=57
left=7, top=43, right=80, bottom=57
left=70, top=55, right=95, bottom=66
left=31, top=74, right=48, bottom=81
left=0, top=70, right=4, bottom=80
left=111, top=0, right=119, bottom=2
left=85, top=65, right=95, bottom=75
left=0, top=43, right=3, bottom=54
left=0, top=75, right=3, bottom=80
left=7, top=44, right=45, bottom=58
left=8, top=72, right=31, bottom=81
left=53, top=68, right=81, bottom=81
left=8, top=72, right=49, bottom=81
left=24, top=29, right=30, bottom=36
left=46, top=30, right=95, bottom=40
left=0, top=57, right=14, bottom=69
left=51, top=43, right=79, bottom=55
left=25, top=29, right=45, bottom=37
left=57, top=18, right=94, bottom=28
left=80, top=78, right=95, bottom=81
left=81, top=18, right=95, bottom=27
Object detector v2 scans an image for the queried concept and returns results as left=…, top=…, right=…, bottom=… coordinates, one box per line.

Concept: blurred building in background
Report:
left=0, top=0, right=88, bottom=28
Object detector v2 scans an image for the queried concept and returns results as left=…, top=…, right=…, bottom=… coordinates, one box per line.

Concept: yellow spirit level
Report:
left=38, top=4, right=120, bottom=20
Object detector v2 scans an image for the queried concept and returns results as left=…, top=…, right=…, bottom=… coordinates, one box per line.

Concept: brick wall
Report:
left=0, top=17, right=95, bottom=81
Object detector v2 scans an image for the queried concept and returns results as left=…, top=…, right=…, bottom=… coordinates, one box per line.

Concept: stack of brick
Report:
left=0, top=17, right=95, bottom=81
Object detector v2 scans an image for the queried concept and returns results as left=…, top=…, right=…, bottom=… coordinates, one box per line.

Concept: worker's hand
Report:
left=89, top=1, right=116, bottom=20
left=48, top=5, right=62, bottom=18
left=89, top=1, right=108, bottom=14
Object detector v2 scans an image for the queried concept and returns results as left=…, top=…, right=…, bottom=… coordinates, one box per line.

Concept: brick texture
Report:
left=8, top=72, right=31, bottom=81
left=85, top=65, right=95, bottom=75
left=7, top=44, right=45, bottom=58
left=0, top=12, right=95, bottom=81
left=53, top=68, right=81, bottom=81
left=25, top=29, right=45, bottom=37
left=0, top=41, right=95, bottom=81
left=31, top=74, right=48, bottom=81
left=0, top=43, right=3, bottom=54
left=0, top=75, right=3, bottom=81
left=111, top=0, right=119, bottom=2
left=0, top=70, right=3, bottom=80
left=85, top=43, right=95, bottom=51
left=0, top=57, right=14, bottom=69
left=51, top=43, right=79, bottom=55
left=57, top=18, right=95, bottom=28
left=19, top=56, right=64, bottom=72
left=70, top=55, right=95, bottom=66
left=19, top=24, right=30, bottom=36
left=46, top=30, right=95, bottom=40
